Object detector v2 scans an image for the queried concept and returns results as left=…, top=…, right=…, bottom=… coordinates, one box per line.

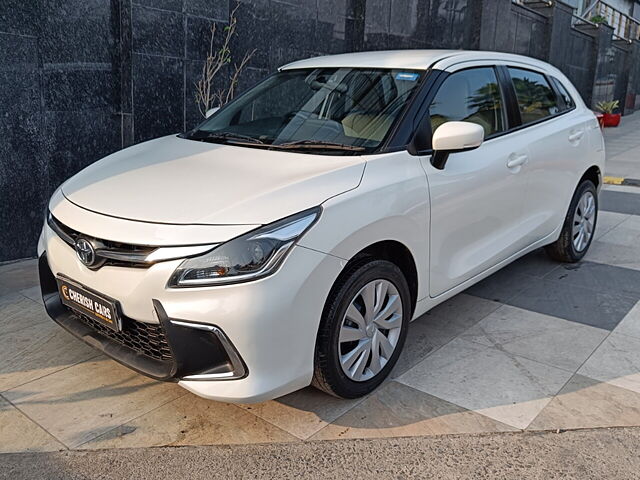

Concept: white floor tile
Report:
left=460, top=305, right=608, bottom=372
left=578, top=333, right=640, bottom=394
left=397, top=338, right=573, bottom=429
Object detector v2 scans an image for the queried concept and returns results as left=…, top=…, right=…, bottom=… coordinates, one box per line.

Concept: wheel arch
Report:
left=580, top=165, right=602, bottom=191
left=342, top=240, right=419, bottom=317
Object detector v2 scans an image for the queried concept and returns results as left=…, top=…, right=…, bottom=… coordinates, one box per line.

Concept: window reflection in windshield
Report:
left=186, top=68, right=422, bottom=154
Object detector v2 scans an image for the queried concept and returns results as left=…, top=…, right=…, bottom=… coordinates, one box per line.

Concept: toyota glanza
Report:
left=39, top=50, right=605, bottom=402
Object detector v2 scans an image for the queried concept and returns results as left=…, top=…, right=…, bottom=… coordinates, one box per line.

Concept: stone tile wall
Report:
left=1, top=0, right=639, bottom=261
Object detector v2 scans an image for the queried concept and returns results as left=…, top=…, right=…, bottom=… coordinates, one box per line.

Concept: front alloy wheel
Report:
left=313, top=259, right=410, bottom=398
left=338, top=279, right=403, bottom=382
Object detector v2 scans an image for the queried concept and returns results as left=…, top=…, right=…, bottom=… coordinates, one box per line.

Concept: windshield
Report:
left=184, top=67, right=423, bottom=155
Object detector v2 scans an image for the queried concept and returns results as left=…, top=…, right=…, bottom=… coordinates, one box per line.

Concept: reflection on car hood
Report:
left=61, top=135, right=365, bottom=225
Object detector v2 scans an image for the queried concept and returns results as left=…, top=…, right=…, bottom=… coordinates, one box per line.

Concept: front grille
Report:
left=48, top=213, right=156, bottom=269
left=68, top=307, right=173, bottom=361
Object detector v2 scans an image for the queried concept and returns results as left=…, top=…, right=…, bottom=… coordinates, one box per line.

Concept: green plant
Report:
left=590, top=14, right=608, bottom=25
left=195, top=3, right=256, bottom=117
left=596, top=100, right=620, bottom=114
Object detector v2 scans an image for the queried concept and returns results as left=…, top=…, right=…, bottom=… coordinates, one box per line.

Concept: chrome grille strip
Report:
left=47, top=213, right=218, bottom=268
left=94, top=244, right=217, bottom=264
left=47, top=214, right=76, bottom=247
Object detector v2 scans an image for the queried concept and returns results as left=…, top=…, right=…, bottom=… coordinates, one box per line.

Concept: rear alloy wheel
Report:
left=545, top=180, right=598, bottom=263
left=572, top=190, right=596, bottom=253
left=313, top=259, right=410, bottom=398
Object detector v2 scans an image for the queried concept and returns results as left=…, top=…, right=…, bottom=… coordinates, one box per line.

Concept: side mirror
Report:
left=431, top=121, right=485, bottom=170
left=205, top=107, right=220, bottom=118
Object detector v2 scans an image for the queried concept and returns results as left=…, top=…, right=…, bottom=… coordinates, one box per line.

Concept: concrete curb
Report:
left=603, top=176, right=640, bottom=187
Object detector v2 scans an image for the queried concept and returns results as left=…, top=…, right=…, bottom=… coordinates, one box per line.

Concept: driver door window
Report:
left=429, top=68, right=505, bottom=138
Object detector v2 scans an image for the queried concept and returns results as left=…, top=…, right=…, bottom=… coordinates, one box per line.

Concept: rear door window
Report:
left=508, top=68, right=559, bottom=125
left=551, top=77, right=576, bottom=111
left=429, top=67, right=505, bottom=138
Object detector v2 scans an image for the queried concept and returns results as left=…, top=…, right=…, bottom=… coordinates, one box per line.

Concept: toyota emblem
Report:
left=75, top=238, right=96, bottom=266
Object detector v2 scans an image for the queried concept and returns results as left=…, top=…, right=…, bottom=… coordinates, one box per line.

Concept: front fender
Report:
left=298, top=151, right=430, bottom=301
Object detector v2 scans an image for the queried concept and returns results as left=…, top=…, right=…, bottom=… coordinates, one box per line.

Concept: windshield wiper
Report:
left=272, top=140, right=366, bottom=151
left=195, top=131, right=266, bottom=145
left=188, top=131, right=365, bottom=152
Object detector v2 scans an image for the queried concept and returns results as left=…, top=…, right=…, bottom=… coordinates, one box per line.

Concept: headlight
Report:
left=168, top=207, right=321, bottom=287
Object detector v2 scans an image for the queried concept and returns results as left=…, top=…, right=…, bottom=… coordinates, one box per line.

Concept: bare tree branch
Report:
left=195, top=3, right=255, bottom=117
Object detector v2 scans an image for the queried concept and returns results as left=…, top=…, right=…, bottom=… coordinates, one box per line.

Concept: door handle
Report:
left=569, top=131, right=584, bottom=142
left=507, top=154, right=528, bottom=169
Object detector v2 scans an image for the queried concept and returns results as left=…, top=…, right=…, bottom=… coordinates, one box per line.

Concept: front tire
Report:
left=545, top=180, right=598, bottom=263
left=312, top=259, right=410, bottom=399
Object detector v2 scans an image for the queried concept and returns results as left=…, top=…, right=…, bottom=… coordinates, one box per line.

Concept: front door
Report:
left=424, top=66, right=531, bottom=297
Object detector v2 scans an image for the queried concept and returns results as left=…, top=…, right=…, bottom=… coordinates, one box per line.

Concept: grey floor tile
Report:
left=543, top=261, right=640, bottom=298
left=238, top=387, right=365, bottom=440
left=0, top=320, right=98, bottom=392
left=0, top=292, right=49, bottom=335
left=499, top=249, right=561, bottom=279
left=465, top=269, right=531, bottom=303
left=585, top=240, right=640, bottom=271
left=505, top=278, right=636, bottom=331
left=529, top=374, right=640, bottom=431
left=598, top=224, right=640, bottom=249
left=397, top=337, right=573, bottom=429
left=460, top=305, right=608, bottom=372
left=619, top=214, right=640, bottom=230
left=4, top=358, right=184, bottom=448
left=413, top=293, right=502, bottom=335
left=606, top=159, right=640, bottom=179
left=0, top=395, right=65, bottom=453
left=311, top=382, right=516, bottom=440
left=600, top=190, right=640, bottom=216
left=392, top=319, right=454, bottom=379
left=393, top=295, right=502, bottom=377
left=593, top=211, right=630, bottom=241
left=603, top=185, right=640, bottom=195
left=0, top=259, right=39, bottom=297
left=614, top=301, right=640, bottom=340
left=82, top=393, right=297, bottom=449
left=19, top=286, right=44, bottom=305
left=578, top=333, right=640, bottom=394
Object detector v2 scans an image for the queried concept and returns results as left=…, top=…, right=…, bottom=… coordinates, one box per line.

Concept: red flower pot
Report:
left=602, top=113, right=621, bottom=127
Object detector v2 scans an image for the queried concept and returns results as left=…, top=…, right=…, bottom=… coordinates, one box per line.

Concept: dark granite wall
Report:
left=479, top=0, right=549, bottom=60
left=626, top=42, right=640, bottom=112
left=125, top=0, right=475, bottom=145
left=1, top=0, right=640, bottom=262
left=0, top=0, right=474, bottom=262
left=611, top=45, right=630, bottom=108
left=555, top=30, right=596, bottom=105
left=479, top=0, right=599, bottom=106
left=1, top=0, right=119, bottom=262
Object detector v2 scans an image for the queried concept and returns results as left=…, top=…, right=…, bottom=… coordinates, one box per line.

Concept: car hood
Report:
left=61, top=135, right=365, bottom=225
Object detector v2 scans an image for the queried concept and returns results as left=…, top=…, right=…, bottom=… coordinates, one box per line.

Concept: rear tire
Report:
left=545, top=180, right=598, bottom=263
left=312, top=258, right=410, bottom=399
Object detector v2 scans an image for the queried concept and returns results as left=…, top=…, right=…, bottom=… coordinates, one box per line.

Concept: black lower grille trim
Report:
left=67, top=308, right=173, bottom=361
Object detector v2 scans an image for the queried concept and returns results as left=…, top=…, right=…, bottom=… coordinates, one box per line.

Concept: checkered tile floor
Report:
left=2, top=186, right=640, bottom=452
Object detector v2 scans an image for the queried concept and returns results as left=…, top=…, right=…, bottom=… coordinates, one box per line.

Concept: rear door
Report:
left=504, top=67, right=592, bottom=243
left=423, top=65, right=532, bottom=297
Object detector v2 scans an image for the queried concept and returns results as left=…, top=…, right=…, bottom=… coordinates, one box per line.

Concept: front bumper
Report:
left=39, top=220, right=345, bottom=402
left=39, top=254, right=246, bottom=381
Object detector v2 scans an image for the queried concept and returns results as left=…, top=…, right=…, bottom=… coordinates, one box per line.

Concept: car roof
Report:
left=279, top=50, right=563, bottom=77
left=279, top=50, right=459, bottom=71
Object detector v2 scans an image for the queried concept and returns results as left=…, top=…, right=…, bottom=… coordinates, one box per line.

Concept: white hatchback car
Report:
left=39, top=50, right=605, bottom=402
